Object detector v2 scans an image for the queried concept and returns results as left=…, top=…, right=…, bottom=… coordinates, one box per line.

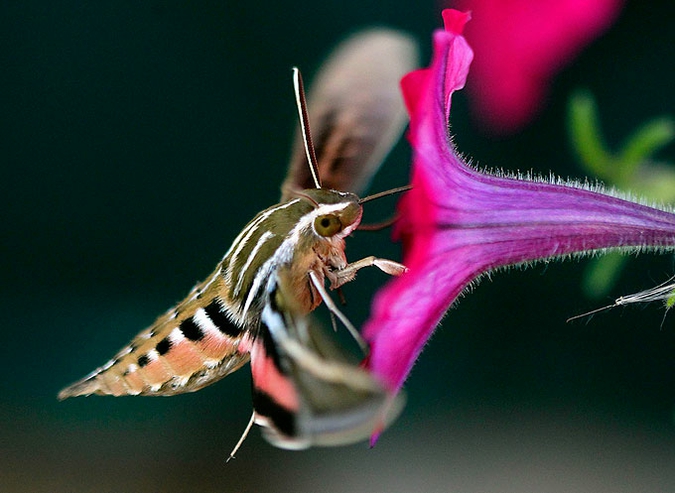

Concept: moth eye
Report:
left=314, top=214, right=342, bottom=237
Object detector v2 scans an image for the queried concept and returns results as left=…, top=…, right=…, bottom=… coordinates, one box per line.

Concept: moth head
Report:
left=296, top=188, right=362, bottom=239
left=313, top=214, right=343, bottom=237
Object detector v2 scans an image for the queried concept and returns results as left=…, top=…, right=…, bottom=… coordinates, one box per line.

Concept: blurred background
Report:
left=2, top=1, right=675, bottom=492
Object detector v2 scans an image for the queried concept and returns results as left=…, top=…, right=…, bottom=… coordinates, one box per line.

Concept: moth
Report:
left=59, top=29, right=418, bottom=453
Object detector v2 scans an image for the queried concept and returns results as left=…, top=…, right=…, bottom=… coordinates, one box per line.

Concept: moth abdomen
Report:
left=59, top=278, right=251, bottom=399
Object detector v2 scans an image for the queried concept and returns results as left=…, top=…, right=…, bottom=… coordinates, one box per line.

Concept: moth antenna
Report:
left=226, top=412, right=256, bottom=463
left=359, top=185, right=412, bottom=204
left=292, top=67, right=322, bottom=189
left=290, top=189, right=320, bottom=208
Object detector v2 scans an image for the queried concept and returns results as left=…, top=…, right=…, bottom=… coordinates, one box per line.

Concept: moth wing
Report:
left=250, top=285, right=403, bottom=449
left=278, top=317, right=404, bottom=448
left=281, top=28, right=419, bottom=199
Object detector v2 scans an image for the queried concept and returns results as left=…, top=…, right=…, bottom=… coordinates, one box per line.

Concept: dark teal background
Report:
left=2, top=2, right=675, bottom=492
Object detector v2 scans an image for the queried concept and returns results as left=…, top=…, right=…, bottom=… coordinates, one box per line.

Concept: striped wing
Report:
left=249, top=277, right=403, bottom=448
left=281, top=29, right=419, bottom=199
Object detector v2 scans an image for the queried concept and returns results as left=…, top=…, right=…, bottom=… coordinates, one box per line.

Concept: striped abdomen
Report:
left=58, top=273, right=251, bottom=398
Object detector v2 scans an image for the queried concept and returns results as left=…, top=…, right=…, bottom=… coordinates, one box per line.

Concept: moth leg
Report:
left=333, top=256, right=408, bottom=288
left=308, top=271, right=368, bottom=354
left=329, top=311, right=339, bottom=333
left=226, top=411, right=256, bottom=463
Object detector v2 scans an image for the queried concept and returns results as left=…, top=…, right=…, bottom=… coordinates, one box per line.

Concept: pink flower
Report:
left=450, top=0, right=624, bottom=133
left=362, top=10, right=675, bottom=401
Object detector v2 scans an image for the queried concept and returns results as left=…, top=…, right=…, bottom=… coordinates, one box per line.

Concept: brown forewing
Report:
left=281, top=29, right=418, bottom=199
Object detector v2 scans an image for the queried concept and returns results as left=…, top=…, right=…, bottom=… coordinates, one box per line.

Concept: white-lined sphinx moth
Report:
left=59, top=29, right=418, bottom=452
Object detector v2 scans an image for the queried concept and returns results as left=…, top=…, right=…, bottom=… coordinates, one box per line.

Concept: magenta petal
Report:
left=363, top=9, right=675, bottom=395
left=451, top=0, right=625, bottom=133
